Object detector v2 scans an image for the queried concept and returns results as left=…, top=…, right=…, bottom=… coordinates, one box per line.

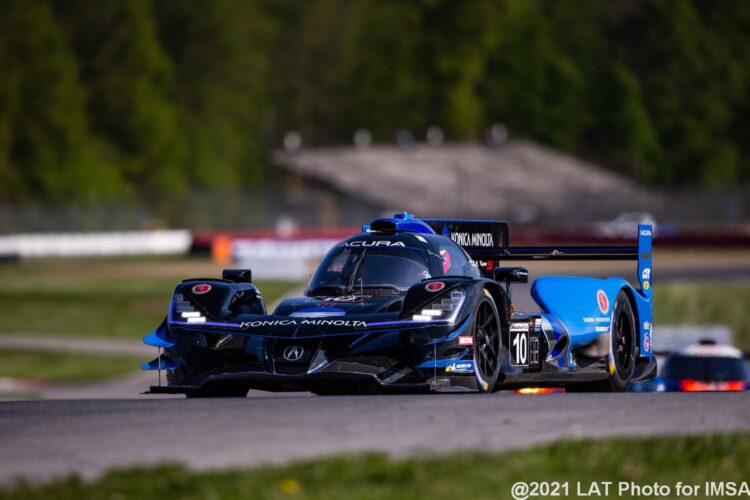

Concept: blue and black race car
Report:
left=143, top=213, right=656, bottom=396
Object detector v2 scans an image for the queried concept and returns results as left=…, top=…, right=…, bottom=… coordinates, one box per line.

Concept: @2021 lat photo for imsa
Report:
left=142, top=213, right=656, bottom=397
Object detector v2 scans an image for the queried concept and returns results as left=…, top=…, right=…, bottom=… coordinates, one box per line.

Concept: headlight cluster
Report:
left=412, top=289, right=465, bottom=324
left=173, top=293, right=206, bottom=323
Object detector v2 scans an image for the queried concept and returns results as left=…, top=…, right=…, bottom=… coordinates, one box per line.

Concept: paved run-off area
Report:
left=1, top=391, right=749, bottom=486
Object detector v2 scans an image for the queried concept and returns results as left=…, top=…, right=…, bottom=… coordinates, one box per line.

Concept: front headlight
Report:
left=173, top=293, right=206, bottom=323
left=412, top=289, right=466, bottom=325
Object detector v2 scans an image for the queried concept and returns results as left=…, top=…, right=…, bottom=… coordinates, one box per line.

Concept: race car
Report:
left=143, top=213, right=656, bottom=396
left=645, top=340, right=748, bottom=392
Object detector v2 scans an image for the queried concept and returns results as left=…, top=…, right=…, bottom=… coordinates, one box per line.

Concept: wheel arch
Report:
left=618, top=285, right=641, bottom=354
left=479, top=280, right=511, bottom=327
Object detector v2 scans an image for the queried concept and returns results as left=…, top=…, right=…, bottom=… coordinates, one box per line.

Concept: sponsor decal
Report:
left=240, top=319, right=368, bottom=330
left=458, top=336, right=473, bottom=346
left=340, top=240, right=406, bottom=247
left=439, top=248, right=451, bottom=274
left=425, top=281, right=445, bottom=293
left=510, top=323, right=528, bottom=332
left=300, top=319, right=367, bottom=328
left=641, top=267, right=651, bottom=280
left=583, top=317, right=610, bottom=324
left=643, top=334, right=651, bottom=351
left=640, top=229, right=652, bottom=237
left=192, top=284, right=212, bottom=295
left=450, top=232, right=494, bottom=247
left=643, top=280, right=650, bottom=290
left=445, top=360, right=475, bottom=374
left=476, top=259, right=494, bottom=271
left=596, top=289, right=609, bottom=315
left=641, top=250, right=652, bottom=260
left=595, top=326, right=609, bottom=332
left=316, top=296, right=366, bottom=303
left=643, top=321, right=651, bottom=330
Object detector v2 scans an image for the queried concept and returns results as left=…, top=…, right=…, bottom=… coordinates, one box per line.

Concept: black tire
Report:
left=185, top=386, right=248, bottom=398
left=567, top=290, right=636, bottom=392
left=473, top=294, right=502, bottom=393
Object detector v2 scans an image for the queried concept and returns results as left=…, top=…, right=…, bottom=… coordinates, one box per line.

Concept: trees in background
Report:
left=1, top=0, right=749, bottom=205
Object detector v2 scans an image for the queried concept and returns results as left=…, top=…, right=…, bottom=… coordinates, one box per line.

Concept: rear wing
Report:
left=424, top=219, right=652, bottom=296
left=502, top=224, right=653, bottom=297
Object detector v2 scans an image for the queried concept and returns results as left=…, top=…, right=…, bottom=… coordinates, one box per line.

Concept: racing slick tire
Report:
left=473, top=293, right=503, bottom=393
left=567, top=289, right=636, bottom=393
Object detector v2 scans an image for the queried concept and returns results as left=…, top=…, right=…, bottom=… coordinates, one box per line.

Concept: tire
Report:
left=185, top=386, right=248, bottom=398
left=567, top=290, right=637, bottom=392
left=473, top=294, right=502, bottom=393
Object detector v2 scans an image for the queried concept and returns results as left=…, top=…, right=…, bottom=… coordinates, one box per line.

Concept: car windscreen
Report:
left=665, top=356, right=748, bottom=381
left=307, top=245, right=432, bottom=296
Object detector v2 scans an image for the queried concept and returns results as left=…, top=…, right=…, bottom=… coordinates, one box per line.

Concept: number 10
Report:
left=513, top=332, right=527, bottom=364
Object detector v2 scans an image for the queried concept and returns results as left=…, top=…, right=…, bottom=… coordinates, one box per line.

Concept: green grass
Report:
left=655, top=282, right=750, bottom=350
left=0, top=258, right=298, bottom=338
left=3, top=434, right=750, bottom=499
left=0, top=349, right=140, bottom=383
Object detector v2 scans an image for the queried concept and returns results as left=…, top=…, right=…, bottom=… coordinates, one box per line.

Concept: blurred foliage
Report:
left=1, top=0, right=750, bottom=207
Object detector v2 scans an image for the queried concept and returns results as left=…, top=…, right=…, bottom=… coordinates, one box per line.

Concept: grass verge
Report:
left=0, top=257, right=298, bottom=338
left=0, top=348, right=140, bottom=383
left=2, top=434, right=749, bottom=499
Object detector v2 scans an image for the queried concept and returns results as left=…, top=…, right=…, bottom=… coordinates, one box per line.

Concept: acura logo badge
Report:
left=283, top=345, right=304, bottom=361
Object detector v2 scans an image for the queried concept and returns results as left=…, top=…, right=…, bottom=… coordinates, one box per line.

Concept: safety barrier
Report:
left=0, top=230, right=192, bottom=258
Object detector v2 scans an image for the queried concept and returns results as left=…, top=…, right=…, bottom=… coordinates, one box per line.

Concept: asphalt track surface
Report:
left=1, top=391, right=750, bottom=486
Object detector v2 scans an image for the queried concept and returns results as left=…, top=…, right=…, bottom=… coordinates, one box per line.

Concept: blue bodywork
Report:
left=529, top=224, right=653, bottom=370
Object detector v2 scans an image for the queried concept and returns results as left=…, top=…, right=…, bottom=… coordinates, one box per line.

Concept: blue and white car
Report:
left=143, top=213, right=656, bottom=396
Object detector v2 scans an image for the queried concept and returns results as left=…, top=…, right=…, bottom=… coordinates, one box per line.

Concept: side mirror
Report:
left=223, top=269, right=252, bottom=283
left=494, top=267, right=528, bottom=284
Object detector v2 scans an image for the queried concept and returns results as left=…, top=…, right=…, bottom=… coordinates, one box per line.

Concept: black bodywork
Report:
left=146, top=227, right=512, bottom=394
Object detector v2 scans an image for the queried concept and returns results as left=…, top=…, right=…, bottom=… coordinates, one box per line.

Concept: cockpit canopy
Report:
left=306, top=234, right=479, bottom=297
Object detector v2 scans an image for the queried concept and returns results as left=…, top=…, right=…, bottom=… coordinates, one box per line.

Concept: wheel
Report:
left=473, top=294, right=502, bottom=393
left=567, top=290, right=636, bottom=392
left=185, top=386, right=248, bottom=398
left=607, top=290, right=637, bottom=390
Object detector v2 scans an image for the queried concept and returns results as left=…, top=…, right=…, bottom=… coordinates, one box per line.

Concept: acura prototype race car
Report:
left=143, top=213, right=656, bottom=396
